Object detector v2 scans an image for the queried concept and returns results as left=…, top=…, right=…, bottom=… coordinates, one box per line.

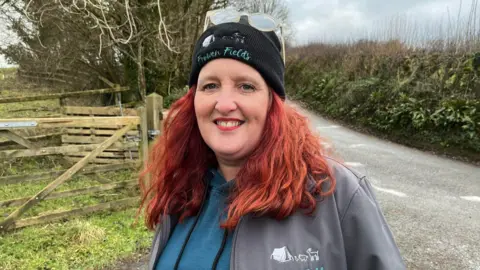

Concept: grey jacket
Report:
left=148, top=158, right=405, bottom=270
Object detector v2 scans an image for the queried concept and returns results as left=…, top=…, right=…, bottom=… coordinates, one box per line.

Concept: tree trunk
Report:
left=137, top=39, right=147, bottom=103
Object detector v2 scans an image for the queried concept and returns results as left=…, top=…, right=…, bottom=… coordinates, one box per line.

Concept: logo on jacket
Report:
left=270, top=246, right=320, bottom=263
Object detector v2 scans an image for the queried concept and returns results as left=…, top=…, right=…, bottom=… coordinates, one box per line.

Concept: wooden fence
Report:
left=0, top=85, right=128, bottom=104
left=61, top=106, right=141, bottom=165
left=16, top=69, right=92, bottom=87
left=0, top=86, right=163, bottom=232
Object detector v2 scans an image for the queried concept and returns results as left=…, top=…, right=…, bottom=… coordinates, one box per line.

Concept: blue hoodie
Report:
left=155, top=169, right=234, bottom=270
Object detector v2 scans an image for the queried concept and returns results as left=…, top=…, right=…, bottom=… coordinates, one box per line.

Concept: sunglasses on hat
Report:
left=203, top=8, right=286, bottom=64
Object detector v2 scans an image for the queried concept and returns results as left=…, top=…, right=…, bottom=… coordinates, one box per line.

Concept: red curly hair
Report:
left=138, top=86, right=336, bottom=230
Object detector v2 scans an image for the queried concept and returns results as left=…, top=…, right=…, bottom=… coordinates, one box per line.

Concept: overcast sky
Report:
left=0, top=0, right=476, bottom=67
left=287, top=0, right=474, bottom=45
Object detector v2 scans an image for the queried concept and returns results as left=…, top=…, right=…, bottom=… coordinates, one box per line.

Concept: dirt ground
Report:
left=101, top=250, right=150, bottom=270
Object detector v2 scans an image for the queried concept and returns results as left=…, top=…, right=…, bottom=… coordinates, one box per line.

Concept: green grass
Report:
left=0, top=157, right=151, bottom=270
left=0, top=156, right=63, bottom=176
left=0, top=159, right=138, bottom=218
left=0, top=84, right=62, bottom=145
left=0, top=88, right=61, bottom=119
left=0, top=79, right=153, bottom=269
left=0, top=67, right=17, bottom=77
left=0, top=208, right=153, bottom=270
left=0, top=67, right=17, bottom=72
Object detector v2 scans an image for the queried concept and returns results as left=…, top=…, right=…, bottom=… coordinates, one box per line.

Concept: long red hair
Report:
left=138, top=86, right=336, bottom=230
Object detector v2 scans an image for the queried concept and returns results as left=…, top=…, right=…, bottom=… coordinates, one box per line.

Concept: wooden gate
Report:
left=0, top=87, right=156, bottom=232
left=61, top=106, right=141, bottom=165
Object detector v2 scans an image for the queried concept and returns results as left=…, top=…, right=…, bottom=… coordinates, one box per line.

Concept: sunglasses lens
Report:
left=204, top=9, right=285, bottom=63
left=210, top=10, right=239, bottom=25
left=248, top=14, right=277, bottom=31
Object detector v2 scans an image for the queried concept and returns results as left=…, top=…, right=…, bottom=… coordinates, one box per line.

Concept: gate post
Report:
left=146, top=93, right=163, bottom=138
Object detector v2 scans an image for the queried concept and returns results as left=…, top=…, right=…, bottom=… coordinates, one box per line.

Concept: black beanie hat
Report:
left=188, top=21, right=286, bottom=99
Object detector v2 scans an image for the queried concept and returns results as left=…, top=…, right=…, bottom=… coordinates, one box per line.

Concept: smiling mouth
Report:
left=214, top=120, right=244, bottom=127
left=213, top=120, right=245, bottom=131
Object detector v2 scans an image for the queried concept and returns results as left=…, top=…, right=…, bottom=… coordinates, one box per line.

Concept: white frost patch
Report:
left=372, top=184, right=408, bottom=197
left=348, top=143, right=366, bottom=148
left=460, top=196, right=480, bottom=202
left=316, top=125, right=340, bottom=130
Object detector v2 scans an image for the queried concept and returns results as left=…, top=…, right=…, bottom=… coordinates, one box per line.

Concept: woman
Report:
left=139, top=9, right=405, bottom=270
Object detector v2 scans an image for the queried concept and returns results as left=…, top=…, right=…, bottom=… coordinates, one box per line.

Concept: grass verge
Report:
left=0, top=208, right=152, bottom=270
left=0, top=78, right=153, bottom=270
left=0, top=155, right=152, bottom=270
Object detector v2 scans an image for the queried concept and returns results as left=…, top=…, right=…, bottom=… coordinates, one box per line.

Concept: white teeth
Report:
left=217, top=121, right=241, bottom=127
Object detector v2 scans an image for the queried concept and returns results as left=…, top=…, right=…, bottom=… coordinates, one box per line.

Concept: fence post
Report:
left=138, top=107, right=150, bottom=185
left=146, top=93, right=163, bottom=138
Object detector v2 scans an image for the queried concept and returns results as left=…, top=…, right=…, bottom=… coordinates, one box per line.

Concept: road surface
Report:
left=117, top=104, right=480, bottom=270
left=290, top=102, right=480, bottom=270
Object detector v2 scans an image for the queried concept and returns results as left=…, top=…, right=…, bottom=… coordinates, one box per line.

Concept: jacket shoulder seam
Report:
left=339, top=175, right=366, bottom=224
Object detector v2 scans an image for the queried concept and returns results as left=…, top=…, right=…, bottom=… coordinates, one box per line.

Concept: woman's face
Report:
left=194, top=58, right=270, bottom=163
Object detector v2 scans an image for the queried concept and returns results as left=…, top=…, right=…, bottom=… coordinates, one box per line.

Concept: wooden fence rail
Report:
left=0, top=116, right=140, bottom=129
left=0, top=142, right=138, bottom=159
left=7, top=197, right=139, bottom=231
left=0, top=87, right=129, bottom=104
left=62, top=106, right=138, bottom=116
left=0, top=130, right=39, bottom=148
left=0, top=124, right=136, bottom=231
left=0, top=180, right=137, bottom=208
left=0, top=162, right=139, bottom=186
left=0, top=132, right=62, bottom=147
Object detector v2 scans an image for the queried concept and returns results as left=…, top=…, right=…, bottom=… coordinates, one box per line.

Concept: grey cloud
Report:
left=339, top=0, right=440, bottom=17
left=285, top=0, right=474, bottom=44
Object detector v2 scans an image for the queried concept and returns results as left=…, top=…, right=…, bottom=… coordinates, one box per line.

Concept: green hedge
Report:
left=285, top=50, right=480, bottom=160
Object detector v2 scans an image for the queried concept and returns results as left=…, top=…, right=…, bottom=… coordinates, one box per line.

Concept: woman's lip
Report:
left=213, top=118, right=243, bottom=122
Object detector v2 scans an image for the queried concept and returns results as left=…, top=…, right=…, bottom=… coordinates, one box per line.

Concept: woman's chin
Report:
left=212, top=146, right=246, bottom=161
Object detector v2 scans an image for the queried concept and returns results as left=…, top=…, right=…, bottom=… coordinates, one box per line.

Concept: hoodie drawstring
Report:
left=211, top=229, right=229, bottom=270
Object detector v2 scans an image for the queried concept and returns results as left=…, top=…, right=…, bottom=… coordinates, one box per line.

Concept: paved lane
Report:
left=290, top=102, right=480, bottom=270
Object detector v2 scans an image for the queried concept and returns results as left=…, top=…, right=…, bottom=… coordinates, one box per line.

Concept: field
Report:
left=0, top=72, right=153, bottom=270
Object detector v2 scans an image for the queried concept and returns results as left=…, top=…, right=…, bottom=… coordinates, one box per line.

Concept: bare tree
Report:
left=25, top=0, right=177, bottom=102
left=0, top=0, right=224, bottom=101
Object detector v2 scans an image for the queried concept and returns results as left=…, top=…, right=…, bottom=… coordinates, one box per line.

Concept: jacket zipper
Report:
left=160, top=215, right=171, bottom=250
left=229, top=216, right=244, bottom=270
left=150, top=215, right=171, bottom=270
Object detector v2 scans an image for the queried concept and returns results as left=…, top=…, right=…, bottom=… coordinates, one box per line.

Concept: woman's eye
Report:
left=240, top=84, right=255, bottom=91
left=202, top=83, right=217, bottom=91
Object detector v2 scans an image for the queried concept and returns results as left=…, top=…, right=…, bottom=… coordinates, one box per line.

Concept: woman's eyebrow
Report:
left=233, top=75, right=260, bottom=84
left=198, top=74, right=261, bottom=84
left=197, top=75, right=218, bottom=85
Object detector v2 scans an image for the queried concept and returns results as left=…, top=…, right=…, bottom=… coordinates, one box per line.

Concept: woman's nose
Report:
left=215, top=91, right=238, bottom=113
